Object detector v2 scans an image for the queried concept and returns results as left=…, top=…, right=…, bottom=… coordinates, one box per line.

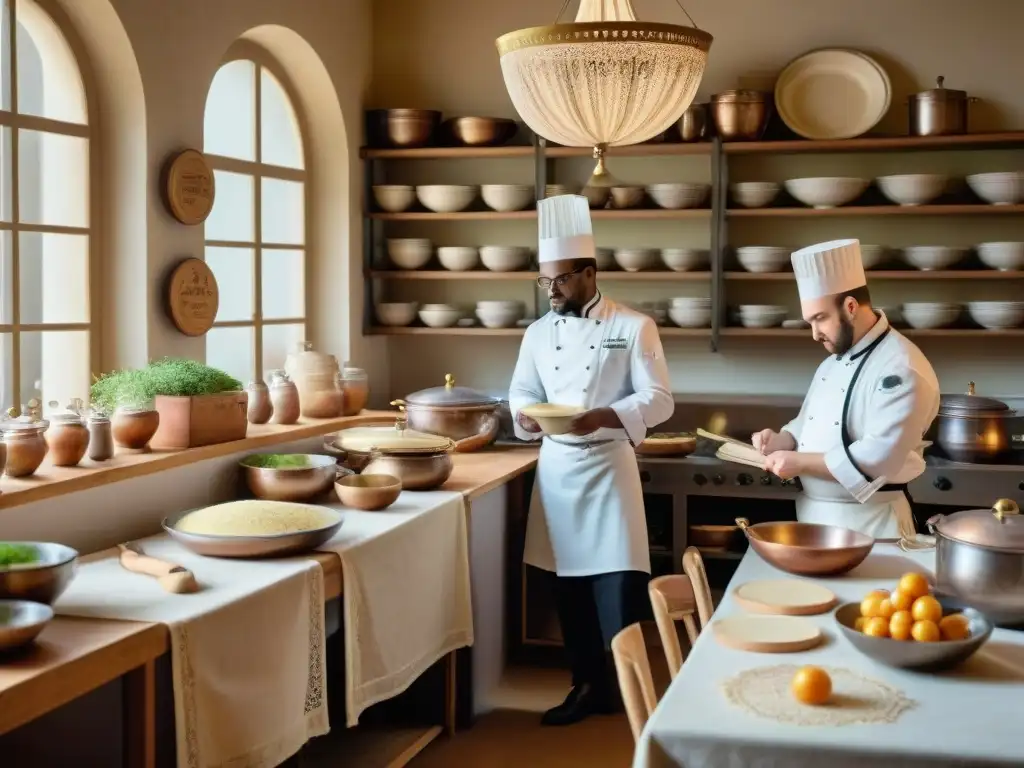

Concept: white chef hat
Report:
left=791, top=239, right=866, bottom=301
left=537, top=194, right=595, bottom=264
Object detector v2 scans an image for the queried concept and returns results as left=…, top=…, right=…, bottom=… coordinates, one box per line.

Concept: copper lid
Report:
left=911, top=76, right=967, bottom=102
left=711, top=90, right=768, bottom=104
left=404, top=374, right=498, bottom=408
left=931, top=499, right=1023, bottom=552
left=939, top=381, right=1011, bottom=416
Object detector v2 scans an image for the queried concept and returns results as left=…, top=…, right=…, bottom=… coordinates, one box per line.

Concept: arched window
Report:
left=203, top=46, right=306, bottom=386
left=0, top=0, right=91, bottom=415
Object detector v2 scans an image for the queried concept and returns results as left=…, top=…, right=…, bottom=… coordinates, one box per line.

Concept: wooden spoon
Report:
left=118, top=543, right=200, bottom=594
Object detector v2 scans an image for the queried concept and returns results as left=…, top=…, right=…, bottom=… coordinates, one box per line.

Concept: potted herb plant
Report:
left=91, top=359, right=247, bottom=450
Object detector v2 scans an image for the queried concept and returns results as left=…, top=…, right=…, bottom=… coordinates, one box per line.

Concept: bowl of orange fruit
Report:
left=834, top=571, right=993, bottom=671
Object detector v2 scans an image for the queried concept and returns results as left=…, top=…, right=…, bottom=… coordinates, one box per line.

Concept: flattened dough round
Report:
left=712, top=615, right=823, bottom=653
left=733, top=579, right=838, bottom=616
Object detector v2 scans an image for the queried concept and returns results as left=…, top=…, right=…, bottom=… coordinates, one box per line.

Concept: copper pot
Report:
left=393, top=374, right=501, bottom=453
left=931, top=382, right=1018, bottom=464
left=326, top=420, right=456, bottom=490
left=735, top=517, right=873, bottom=576
left=709, top=91, right=771, bottom=141
left=362, top=451, right=453, bottom=491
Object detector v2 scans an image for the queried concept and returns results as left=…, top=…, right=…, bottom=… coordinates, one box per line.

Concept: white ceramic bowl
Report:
left=386, top=238, right=432, bottom=270
left=481, top=184, right=533, bottom=212
left=437, top=246, right=480, bottom=271
left=901, top=246, right=966, bottom=271
left=902, top=302, right=962, bottom=329
left=669, top=305, right=712, bottom=328
left=645, top=183, right=710, bottom=210
left=418, top=304, right=463, bottom=328
left=376, top=302, right=418, bottom=327
left=967, top=172, right=1024, bottom=205
left=730, top=182, right=780, bottom=209
left=858, top=244, right=887, bottom=270
left=372, top=184, right=415, bottom=213
left=415, top=184, right=478, bottom=213
left=670, top=296, right=711, bottom=307
left=480, top=245, right=530, bottom=272
left=594, top=247, right=615, bottom=270
left=476, top=301, right=526, bottom=329
left=738, top=304, right=787, bottom=329
left=614, top=248, right=660, bottom=272
left=977, top=242, right=1024, bottom=271
left=736, top=246, right=790, bottom=273
left=967, top=301, right=1024, bottom=330
left=520, top=403, right=584, bottom=436
left=876, top=174, right=948, bottom=206
left=610, top=186, right=645, bottom=209
left=661, top=248, right=709, bottom=272
left=582, top=186, right=610, bottom=209
left=784, top=177, right=870, bottom=209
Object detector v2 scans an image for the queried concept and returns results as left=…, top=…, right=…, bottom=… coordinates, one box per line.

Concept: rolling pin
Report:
left=118, top=543, right=200, bottom=594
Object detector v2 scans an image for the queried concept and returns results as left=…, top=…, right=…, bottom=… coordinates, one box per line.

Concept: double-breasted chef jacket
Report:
left=509, top=292, right=675, bottom=577
left=781, top=311, right=941, bottom=539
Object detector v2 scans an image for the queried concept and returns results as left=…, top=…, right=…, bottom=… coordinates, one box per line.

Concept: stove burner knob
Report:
left=693, top=473, right=708, bottom=486
left=760, top=474, right=773, bottom=486
left=736, top=473, right=753, bottom=486
left=933, top=476, right=952, bottom=492
left=712, top=474, right=725, bottom=485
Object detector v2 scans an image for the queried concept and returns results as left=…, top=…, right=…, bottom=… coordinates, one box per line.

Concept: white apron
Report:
left=525, top=437, right=651, bottom=577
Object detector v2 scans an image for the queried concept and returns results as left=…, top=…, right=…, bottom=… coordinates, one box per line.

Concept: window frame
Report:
left=0, top=0, right=97, bottom=411
left=203, top=40, right=310, bottom=382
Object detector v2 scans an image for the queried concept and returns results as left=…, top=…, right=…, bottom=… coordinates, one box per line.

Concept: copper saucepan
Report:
left=735, top=517, right=874, bottom=576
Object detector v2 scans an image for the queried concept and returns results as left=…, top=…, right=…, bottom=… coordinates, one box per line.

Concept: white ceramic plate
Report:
left=775, top=49, right=891, bottom=140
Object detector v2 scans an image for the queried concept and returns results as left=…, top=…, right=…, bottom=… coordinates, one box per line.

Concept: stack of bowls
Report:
left=668, top=297, right=712, bottom=328
left=437, top=246, right=479, bottom=271
left=977, top=242, right=1024, bottom=271
left=738, top=305, right=787, bottom=328
left=859, top=244, right=887, bottom=270
left=481, top=184, right=533, bottom=212
left=902, top=302, right=962, bottom=329
left=630, top=301, right=667, bottom=325
left=376, top=302, right=419, bottom=327
left=614, top=248, right=660, bottom=272
left=967, top=172, right=1024, bottom=205
left=418, top=304, right=463, bottom=328
left=387, top=238, right=432, bottom=270
left=736, top=246, right=790, bottom=273
left=480, top=245, right=530, bottom=272
left=967, top=302, right=1024, bottom=330
left=416, top=185, right=478, bottom=213
left=372, top=184, right=416, bottom=212
left=661, top=248, right=709, bottom=272
left=610, top=186, right=645, bottom=209
left=784, top=177, right=870, bottom=209
left=476, top=300, right=526, bottom=329
left=901, top=246, right=966, bottom=271
left=645, top=183, right=710, bottom=210
left=731, top=181, right=780, bottom=209
left=876, top=174, right=948, bottom=206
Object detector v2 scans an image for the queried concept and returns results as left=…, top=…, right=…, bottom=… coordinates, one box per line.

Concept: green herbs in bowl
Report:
left=0, top=543, right=40, bottom=568
left=0, top=542, right=78, bottom=604
left=242, top=454, right=318, bottom=470
left=240, top=454, right=339, bottom=502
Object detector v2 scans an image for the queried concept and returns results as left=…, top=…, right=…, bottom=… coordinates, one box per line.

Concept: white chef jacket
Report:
left=508, top=292, right=675, bottom=575
left=781, top=312, right=940, bottom=537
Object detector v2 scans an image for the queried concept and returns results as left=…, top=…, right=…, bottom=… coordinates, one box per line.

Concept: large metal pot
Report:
left=931, top=382, right=1018, bottom=463
left=709, top=91, right=770, bottom=141
left=908, top=76, right=977, bottom=137
left=327, top=419, right=455, bottom=491
left=927, top=498, right=1024, bottom=626
left=392, top=374, right=501, bottom=453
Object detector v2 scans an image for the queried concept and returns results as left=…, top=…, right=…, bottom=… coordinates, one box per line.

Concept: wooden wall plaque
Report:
left=164, top=149, right=216, bottom=225
left=167, top=257, right=219, bottom=336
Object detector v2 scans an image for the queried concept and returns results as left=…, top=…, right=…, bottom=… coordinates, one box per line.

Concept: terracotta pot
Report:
left=44, top=415, right=90, bottom=467
left=2, top=419, right=48, bottom=477
left=112, top=409, right=160, bottom=452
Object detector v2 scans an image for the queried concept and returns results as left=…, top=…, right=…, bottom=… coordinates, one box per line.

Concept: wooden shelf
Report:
left=720, top=327, right=1024, bottom=338
left=544, top=143, right=712, bottom=158
left=725, top=270, right=1024, bottom=281
left=369, top=211, right=536, bottom=221
left=723, top=132, right=1024, bottom=155
left=369, top=270, right=712, bottom=281
left=361, top=146, right=534, bottom=160
left=727, top=204, right=1024, bottom=218
left=370, top=326, right=712, bottom=337
left=592, top=208, right=710, bottom=220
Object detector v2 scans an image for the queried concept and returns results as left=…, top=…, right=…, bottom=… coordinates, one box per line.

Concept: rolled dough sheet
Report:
left=734, top=579, right=838, bottom=616
left=712, top=615, right=823, bottom=653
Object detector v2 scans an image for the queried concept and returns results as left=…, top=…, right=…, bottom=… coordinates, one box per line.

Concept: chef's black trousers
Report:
left=547, top=569, right=653, bottom=690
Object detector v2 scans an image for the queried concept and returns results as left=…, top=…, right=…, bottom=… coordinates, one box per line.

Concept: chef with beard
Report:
left=752, top=239, right=941, bottom=539
left=509, top=194, right=674, bottom=726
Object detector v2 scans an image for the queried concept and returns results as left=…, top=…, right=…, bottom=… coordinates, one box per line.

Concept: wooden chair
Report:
left=610, top=622, right=658, bottom=743
left=647, top=547, right=715, bottom=678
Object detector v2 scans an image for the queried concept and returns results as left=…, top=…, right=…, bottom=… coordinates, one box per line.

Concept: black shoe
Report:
left=540, top=683, right=614, bottom=726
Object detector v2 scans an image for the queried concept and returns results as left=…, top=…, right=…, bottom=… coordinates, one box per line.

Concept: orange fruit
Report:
left=911, top=595, right=943, bottom=623
left=898, top=572, right=931, bottom=601
left=854, top=617, right=867, bottom=632
left=890, top=589, right=914, bottom=612
left=876, top=598, right=895, bottom=620
left=791, top=666, right=832, bottom=705
left=889, top=610, right=914, bottom=641
left=860, top=594, right=887, bottom=618
left=911, top=620, right=941, bottom=642
left=863, top=616, right=890, bottom=638
left=939, top=613, right=971, bottom=641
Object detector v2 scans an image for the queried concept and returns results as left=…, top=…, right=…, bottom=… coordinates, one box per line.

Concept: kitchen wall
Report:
left=369, top=0, right=1024, bottom=401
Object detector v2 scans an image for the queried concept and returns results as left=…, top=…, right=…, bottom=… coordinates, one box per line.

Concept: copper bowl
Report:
left=367, top=109, right=441, bottom=148
left=0, top=542, right=78, bottom=604
left=240, top=454, right=339, bottom=502
left=710, top=91, right=771, bottom=141
left=335, top=473, right=402, bottom=511
left=446, top=117, right=517, bottom=147
left=735, top=517, right=873, bottom=576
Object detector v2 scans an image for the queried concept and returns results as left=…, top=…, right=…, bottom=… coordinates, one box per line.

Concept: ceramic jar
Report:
left=246, top=380, right=273, bottom=424
left=338, top=362, right=370, bottom=416
left=268, top=371, right=300, bottom=425
left=2, top=415, right=49, bottom=477
left=284, top=342, right=344, bottom=419
left=87, top=413, right=114, bottom=462
left=45, top=412, right=90, bottom=467
left=111, top=407, right=161, bottom=452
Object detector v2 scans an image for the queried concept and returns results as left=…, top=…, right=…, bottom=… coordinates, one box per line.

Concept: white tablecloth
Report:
left=634, top=545, right=1024, bottom=768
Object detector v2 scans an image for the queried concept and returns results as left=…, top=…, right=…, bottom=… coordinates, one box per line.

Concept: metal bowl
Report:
left=0, top=599, right=54, bottom=653
left=0, top=542, right=78, bottom=604
left=366, top=109, right=441, bottom=148
left=240, top=454, right=340, bottom=502
left=736, top=518, right=873, bottom=576
left=445, top=117, right=517, bottom=147
left=834, top=600, right=993, bottom=671
left=162, top=507, right=344, bottom=559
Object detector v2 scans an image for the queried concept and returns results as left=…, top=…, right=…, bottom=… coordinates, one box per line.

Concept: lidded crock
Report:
left=404, top=374, right=500, bottom=408
left=284, top=341, right=338, bottom=378
left=911, top=76, right=968, bottom=105
left=938, top=381, right=1014, bottom=417
left=929, top=498, right=1023, bottom=553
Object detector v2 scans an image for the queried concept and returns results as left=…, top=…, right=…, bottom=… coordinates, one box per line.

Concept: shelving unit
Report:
left=361, top=129, right=1024, bottom=348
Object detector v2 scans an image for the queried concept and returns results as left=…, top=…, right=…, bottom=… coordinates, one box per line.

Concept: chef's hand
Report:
left=568, top=407, right=620, bottom=436
left=752, top=429, right=796, bottom=455
left=763, top=450, right=803, bottom=480
left=517, top=412, right=543, bottom=434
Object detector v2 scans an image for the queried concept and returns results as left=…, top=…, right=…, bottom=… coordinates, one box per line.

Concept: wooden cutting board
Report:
left=711, top=615, right=823, bottom=653
left=733, top=579, right=838, bottom=616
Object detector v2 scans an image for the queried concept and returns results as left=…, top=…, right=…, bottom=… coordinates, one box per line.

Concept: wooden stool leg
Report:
left=681, top=614, right=700, bottom=646
left=122, top=660, right=156, bottom=768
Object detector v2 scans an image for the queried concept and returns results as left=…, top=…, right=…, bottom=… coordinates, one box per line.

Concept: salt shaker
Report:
left=87, top=408, right=114, bottom=462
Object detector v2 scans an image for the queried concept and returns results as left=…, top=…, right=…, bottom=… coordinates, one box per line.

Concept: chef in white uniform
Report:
left=509, top=194, right=674, bottom=726
left=753, top=239, right=941, bottom=539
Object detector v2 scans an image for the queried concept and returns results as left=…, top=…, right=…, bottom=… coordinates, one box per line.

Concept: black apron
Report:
left=839, top=327, right=926, bottom=536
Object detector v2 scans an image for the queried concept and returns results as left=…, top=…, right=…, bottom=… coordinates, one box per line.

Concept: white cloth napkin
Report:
left=316, top=490, right=474, bottom=727
left=54, top=536, right=328, bottom=768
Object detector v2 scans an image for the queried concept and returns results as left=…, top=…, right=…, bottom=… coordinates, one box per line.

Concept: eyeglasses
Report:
left=536, top=267, right=586, bottom=290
